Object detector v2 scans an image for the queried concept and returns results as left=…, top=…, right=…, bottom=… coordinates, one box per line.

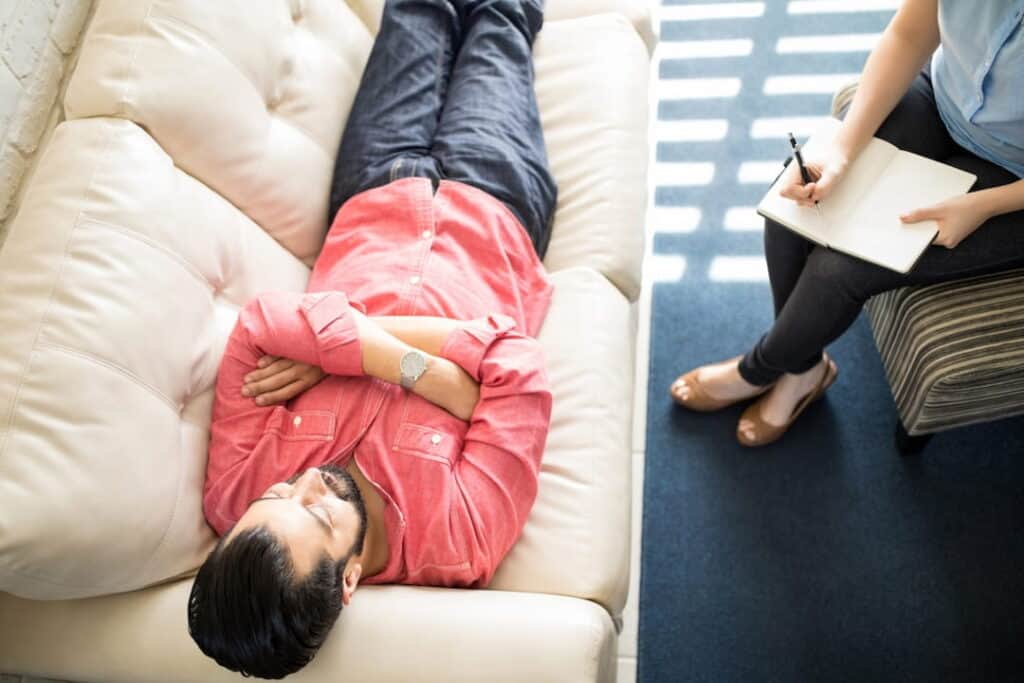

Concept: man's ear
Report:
left=341, top=562, right=362, bottom=606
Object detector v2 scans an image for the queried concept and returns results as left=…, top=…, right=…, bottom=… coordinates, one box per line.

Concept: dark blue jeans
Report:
left=328, top=0, right=557, bottom=258
left=739, top=68, right=1024, bottom=385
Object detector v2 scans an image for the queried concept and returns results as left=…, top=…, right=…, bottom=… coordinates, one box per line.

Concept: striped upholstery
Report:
left=866, top=269, right=1024, bottom=435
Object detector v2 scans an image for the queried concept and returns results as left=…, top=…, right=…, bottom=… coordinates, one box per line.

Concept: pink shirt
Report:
left=204, top=178, right=554, bottom=588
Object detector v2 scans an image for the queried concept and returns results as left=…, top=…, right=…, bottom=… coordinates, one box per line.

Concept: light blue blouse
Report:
left=932, top=1, right=1024, bottom=178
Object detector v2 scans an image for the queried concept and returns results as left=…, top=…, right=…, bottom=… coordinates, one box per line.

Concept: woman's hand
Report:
left=779, top=148, right=851, bottom=208
left=900, top=193, right=990, bottom=249
left=242, top=356, right=326, bottom=405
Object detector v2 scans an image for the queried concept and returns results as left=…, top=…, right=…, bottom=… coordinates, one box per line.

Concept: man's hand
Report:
left=900, top=193, right=989, bottom=249
left=415, top=357, right=480, bottom=422
left=242, top=356, right=326, bottom=405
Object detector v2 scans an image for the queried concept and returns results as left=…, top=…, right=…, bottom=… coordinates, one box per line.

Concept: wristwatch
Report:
left=399, top=350, right=428, bottom=389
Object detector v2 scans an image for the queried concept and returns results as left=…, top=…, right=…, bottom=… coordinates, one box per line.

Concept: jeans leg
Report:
left=327, top=0, right=460, bottom=222
left=430, top=0, right=557, bottom=258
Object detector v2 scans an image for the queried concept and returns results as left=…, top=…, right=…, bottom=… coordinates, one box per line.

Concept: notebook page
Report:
left=757, top=119, right=897, bottom=244
left=821, top=136, right=899, bottom=228
left=835, top=152, right=976, bottom=272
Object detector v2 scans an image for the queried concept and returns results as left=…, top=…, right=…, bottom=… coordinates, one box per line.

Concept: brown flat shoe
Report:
left=669, top=356, right=770, bottom=412
left=736, top=356, right=838, bottom=447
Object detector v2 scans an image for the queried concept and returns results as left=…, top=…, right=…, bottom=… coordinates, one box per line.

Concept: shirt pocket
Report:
left=265, top=406, right=336, bottom=442
left=392, top=422, right=459, bottom=465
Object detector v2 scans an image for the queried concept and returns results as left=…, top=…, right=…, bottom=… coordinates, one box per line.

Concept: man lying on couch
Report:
left=187, top=0, right=556, bottom=677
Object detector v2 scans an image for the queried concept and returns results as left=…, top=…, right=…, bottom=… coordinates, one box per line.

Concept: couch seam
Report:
left=136, top=421, right=187, bottom=583
left=76, top=216, right=217, bottom=295
left=150, top=12, right=333, bottom=162
left=37, top=341, right=181, bottom=414
left=274, top=114, right=333, bottom=161
left=0, top=125, right=104, bottom=463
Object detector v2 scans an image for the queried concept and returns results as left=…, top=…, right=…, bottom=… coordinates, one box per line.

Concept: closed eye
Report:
left=249, top=495, right=333, bottom=534
left=309, top=504, right=333, bottom=528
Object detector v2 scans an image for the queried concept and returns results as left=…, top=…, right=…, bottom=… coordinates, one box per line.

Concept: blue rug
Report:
left=638, top=3, right=1024, bottom=682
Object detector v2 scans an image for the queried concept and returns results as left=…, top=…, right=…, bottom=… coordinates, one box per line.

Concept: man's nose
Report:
left=292, top=467, right=327, bottom=501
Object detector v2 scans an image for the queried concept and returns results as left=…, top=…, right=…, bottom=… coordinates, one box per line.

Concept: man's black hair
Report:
left=187, top=526, right=347, bottom=679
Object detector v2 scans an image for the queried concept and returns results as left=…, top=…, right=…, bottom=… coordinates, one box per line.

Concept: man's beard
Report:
left=288, top=464, right=368, bottom=557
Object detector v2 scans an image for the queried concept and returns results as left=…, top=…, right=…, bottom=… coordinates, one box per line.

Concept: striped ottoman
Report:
left=866, top=270, right=1024, bottom=451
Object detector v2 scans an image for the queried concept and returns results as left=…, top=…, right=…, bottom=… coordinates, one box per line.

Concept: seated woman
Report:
left=670, top=0, right=1024, bottom=447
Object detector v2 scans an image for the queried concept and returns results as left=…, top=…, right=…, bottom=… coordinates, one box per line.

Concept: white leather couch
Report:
left=0, top=1, right=652, bottom=681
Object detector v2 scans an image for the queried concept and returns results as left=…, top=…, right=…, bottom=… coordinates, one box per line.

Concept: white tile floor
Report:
left=614, top=3, right=661, bottom=676
left=615, top=210, right=656, bottom=682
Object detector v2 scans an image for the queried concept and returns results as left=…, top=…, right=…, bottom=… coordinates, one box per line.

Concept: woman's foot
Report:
left=670, top=356, right=771, bottom=412
left=737, top=355, right=838, bottom=446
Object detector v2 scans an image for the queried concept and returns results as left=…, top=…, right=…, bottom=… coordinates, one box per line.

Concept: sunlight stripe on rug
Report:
left=659, top=78, right=742, bottom=100
left=750, top=116, right=830, bottom=139
left=787, top=0, right=899, bottom=14
left=763, top=73, right=859, bottom=95
left=658, top=2, right=764, bottom=22
left=653, top=162, right=716, bottom=187
left=708, top=256, right=769, bottom=282
left=737, top=161, right=783, bottom=184
left=776, top=33, right=881, bottom=53
left=723, top=207, right=762, bottom=232
left=649, top=207, right=703, bottom=233
left=654, top=119, right=729, bottom=142
left=660, top=39, right=754, bottom=59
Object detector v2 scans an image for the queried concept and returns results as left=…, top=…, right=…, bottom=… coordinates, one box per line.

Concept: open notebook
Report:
left=757, top=118, right=977, bottom=273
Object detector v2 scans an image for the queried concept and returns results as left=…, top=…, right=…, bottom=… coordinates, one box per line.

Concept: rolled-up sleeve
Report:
left=203, top=290, right=364, bottom=533
left=241, top=291, right=364, bottom=377
left=442, top=318, right=553, bottom=586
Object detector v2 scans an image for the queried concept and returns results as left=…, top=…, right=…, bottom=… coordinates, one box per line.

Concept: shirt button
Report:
left=409, top=275, right=421, bottom=285
left=422, top=230, right=433, bottom=240
left=431, top=434, right=442, bottom=445
left=293, top=416, right=302, bottom=427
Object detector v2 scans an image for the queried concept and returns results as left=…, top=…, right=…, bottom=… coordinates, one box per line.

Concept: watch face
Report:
left=401, top=351, right=427, bottom=378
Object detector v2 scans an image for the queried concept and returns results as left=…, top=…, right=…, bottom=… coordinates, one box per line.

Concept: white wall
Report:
left=0, top=0, right=94, bottom=237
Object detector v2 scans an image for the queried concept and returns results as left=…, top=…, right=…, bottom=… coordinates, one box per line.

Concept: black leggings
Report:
left=738, top=69, right=1024, bottom=386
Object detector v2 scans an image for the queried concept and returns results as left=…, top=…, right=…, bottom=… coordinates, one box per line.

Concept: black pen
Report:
left=788, top=132, right=823, bottom=218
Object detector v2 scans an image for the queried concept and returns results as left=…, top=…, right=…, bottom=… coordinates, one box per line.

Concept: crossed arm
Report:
left=205, top=290, right=553, bottom=554
left=242, top=311, right=481, bottom=419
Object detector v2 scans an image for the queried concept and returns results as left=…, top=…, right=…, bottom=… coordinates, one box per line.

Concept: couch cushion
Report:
left=0, top=582, right=615, bottom=683
left=64, top=0, right=374, bottom=265
left=534, top=14, right=649, bottom=302
left=346, top=0, right=658, bottom=55
left=65, top=1, right=649, bottom=301
left=0, top=118, right=309, bottom=599
left=497, top=266, right=633, bottom=613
